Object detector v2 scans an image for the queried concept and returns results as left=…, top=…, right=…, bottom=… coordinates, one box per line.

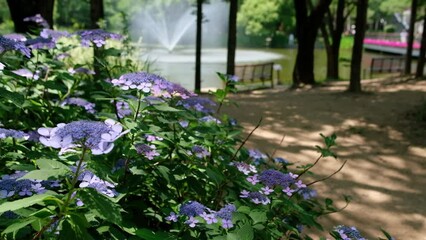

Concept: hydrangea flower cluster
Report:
left=76, top=29, right=122, bottom=47
left=334, top=225, right=366, bottom=240
left=0, top=171, right=60, bottom=199
left=76, top=169, right=118, bottom=198
left=68, top=67, right=95, bottom=75
left=0, top=128, right=29, bottom=140
left=110, top=72, right=195, bottom=99
left=166, top=201, right=236, bottom=229
left=0, top=35, right=31, bottom=57
left=4, top=33, right=26, bottom=42
left=199, top=115, right=221, bottom=124
left=232, top=162, right=257, bottom=175
left=23, top=14, right=50, bottom=28
left=116, top=101, right=132, bottom=118
left=12, top=68, right=40, bottom=80
left=177, top=96, right=216, bottom=113
left=190, top=145, right=210, bottom=158
left=26, top=37, right=56, bottom=50
left=240, top=190, right=271, bottom=205
left=38, top=119, right=128, bottom=155
left=61, top=97, right=96, bottom=114
left=248, top=149, right=267, bottom=161
left=40, top=29, right=70, bottom=41
left=135, top=144, right=160, bottom=160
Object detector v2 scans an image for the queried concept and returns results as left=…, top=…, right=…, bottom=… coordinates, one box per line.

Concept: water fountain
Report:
left=131, top=0, right=285, bottom=91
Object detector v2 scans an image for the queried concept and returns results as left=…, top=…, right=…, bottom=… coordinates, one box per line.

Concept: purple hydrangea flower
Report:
left=179, top=120, right=189, bottom=128
left=299, top=188, right=317, bottom=200
left=12, top=68, right=40, bottom=80
left=246, top=174, right=260, bottom=185
left=179, top=201, right=207, bottom=217
left=260, top=186, right=274, bottom=195
left=282, top=186, right=295, bottom=196
left=200, top=212, right=218, bottom=224
left=61, top=97, right=96, bottom=114
left=248, top=149, right=266, bottom=160
left=4, top=33, right=27, bottom=42
left=23, top=14, right=50, bottom=28
left=190, top=145, right=210, bottom=158
left=40, top=29, right=70, bottom=41
left=0, top=35, right=31, bottom=57
left=68, top=67, right=95, bottom=75
left=240, top=191, right=270, bottom=205
left=215, top=204, right=236, bottom=221
left=185, top=216, right=199, bottom=228
left=334, top=225, right=366, bottom=240
left=165, top=212, right=178, bottom=222
left=26, top=37, right=56, bottom=49
left=38, top=119, right=128, bottom=155
left=55, top=53, right=71, bottom=60
left=77, top=170, right=117, bottom=197
left=177, top=96, right=216, bottom=113
left=295, top=180, right=306, bottom=189
left=135, top=144, right=160, bottom=160
left=116, top=101, right=132, bottom=118
left=145, top=134, right=163, bottom=142
left=0, top=171, right=58, bottom=199
left=76, top=29, right=122, bottom=47
left=111, top=72, right=195, bottom=99
left=0, top=128, right=29, bottom=140
left=222, top=219, right=234, bottom=229
left=199, top=115, right=221, bottom=124
left=274, top=157, right=290, bottom=164
left=259, top=169, right=295, bottom=188
left=232, top=162, right=257, bottom=175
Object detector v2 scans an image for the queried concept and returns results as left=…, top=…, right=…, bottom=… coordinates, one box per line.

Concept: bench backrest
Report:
left=370, top=57, right=404, bottom=77
left=234, top=62, right=274, bottom=83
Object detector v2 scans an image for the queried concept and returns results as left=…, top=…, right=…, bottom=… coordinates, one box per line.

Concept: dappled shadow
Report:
left=221, top=78, right=426, bottom=239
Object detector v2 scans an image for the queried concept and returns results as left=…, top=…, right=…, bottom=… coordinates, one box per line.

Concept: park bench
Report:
left=369, top=57, right=404, bottom=78
left=234, top=62, right=274, bottom=90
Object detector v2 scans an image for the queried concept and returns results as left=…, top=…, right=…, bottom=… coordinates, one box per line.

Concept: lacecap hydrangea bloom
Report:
left=38, top=119, right=128, bottom=155
left=0, top=128, right=29, bottom=140
left=111, top=72, right=195, bottom=99
left=334, top=225, right=366, bottom=240
left=61, top=97, right=96, bottom=114
left=0, top=35, right=31, bottom=57
left=76, top=29, right=122, bottom=47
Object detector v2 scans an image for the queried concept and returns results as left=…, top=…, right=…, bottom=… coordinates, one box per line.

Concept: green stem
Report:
left=133, top=91, right=143, bottom=121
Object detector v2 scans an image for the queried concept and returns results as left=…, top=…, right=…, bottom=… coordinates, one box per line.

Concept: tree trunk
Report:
left=6, top=0, right=54, bottom=33
left=405, top=0, right=418, bottom=75
left=293, top=0, right=332, bottom=87
left=226, top=0, right=238, bottom=76
left=415, top=8, right=426, bottom=78
left=328, top=0, right=345, bottom=80
left=195, top=0, right=203, bottom=92
left=349, top=0, right=368, bottom=93
left=90, top=0, right=104, bottom=28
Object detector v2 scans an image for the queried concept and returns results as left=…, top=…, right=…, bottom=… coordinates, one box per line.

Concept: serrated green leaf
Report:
left=152, top=105, right=182, bottom=112
left=249, top=210, right=267, bottom=224
left=78, top=188, right=122, bottom=225
left=0, top=194, right=52, bottom=214
left=36, top=158, right=69, bottom=170
left=20, top=169, right=70, bottom=180
left=1, top=217, right=36, bottom=236
left=227, top=222, right=253, bottom=240
left=0, top=87, right=24, bottom=107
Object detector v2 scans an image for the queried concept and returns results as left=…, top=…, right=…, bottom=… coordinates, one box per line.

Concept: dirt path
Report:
left=221, top=78, right=426, bottom=239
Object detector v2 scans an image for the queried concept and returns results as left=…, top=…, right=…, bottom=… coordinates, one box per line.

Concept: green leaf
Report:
left=1, top=217, right=37, bottom=236
left=152, top=105, right=182, bottom=112
left=20, top=169, right=70, bottom=180
left=36, top=158, right=69, bottom=170
left=0, top=194, right=52, bottom=214
left=249, top=210, right=267, bottom=224
left=0, top=87, right=25, bottom=107
left=60, top=214, right=94, bottom=240
left=134, top=228, right=175, bottom=240
left=78, top=188, right=122, bottom=225
left=227, top=222, right=253, bottom=240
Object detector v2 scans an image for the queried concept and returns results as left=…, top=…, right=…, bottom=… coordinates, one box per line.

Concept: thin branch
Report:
left=230, top=117, right=262, bottom=162
left=296, top=154, right=323, bottom=180
left=270, top=134, right=286, bottom=159
left=307, top=160, right=347, bottom=186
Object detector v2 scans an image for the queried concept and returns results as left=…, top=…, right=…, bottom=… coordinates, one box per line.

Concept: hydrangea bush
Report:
left=0, top=19, right=394, bottom=240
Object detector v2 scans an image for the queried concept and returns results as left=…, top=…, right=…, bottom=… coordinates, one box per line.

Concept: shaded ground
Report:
left=221, top=77, right=426, bottom=239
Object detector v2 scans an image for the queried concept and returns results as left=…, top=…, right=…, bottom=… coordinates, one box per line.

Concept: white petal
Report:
left=111, top=124, right=122, bottom=133
left=101, top=133, right=112, bottom=141
left=37, top=128, right=51, bottom=136
left=61, top=135, right=72, bottom=147
left=79, top=182, right=89, bottom=187
left=104, top=119, right=116, bottom=126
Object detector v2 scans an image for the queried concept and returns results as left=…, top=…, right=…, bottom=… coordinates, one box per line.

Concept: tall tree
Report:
left=226, top=0, right=238, bottom=76
left=195, top=0, right=203, bottom=92
left=293, top=0, right=332, bottom=87
left=415, top=7, right=426, bottom=78
left=90, top=0, right=104, bottom=28
left=349, top=0, right=368, bottom=92
left=404, top=0, right=418, bottom=75
left=321, top=0, right=355, bottom=80
left=6, top=0, right=54, bottom=33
